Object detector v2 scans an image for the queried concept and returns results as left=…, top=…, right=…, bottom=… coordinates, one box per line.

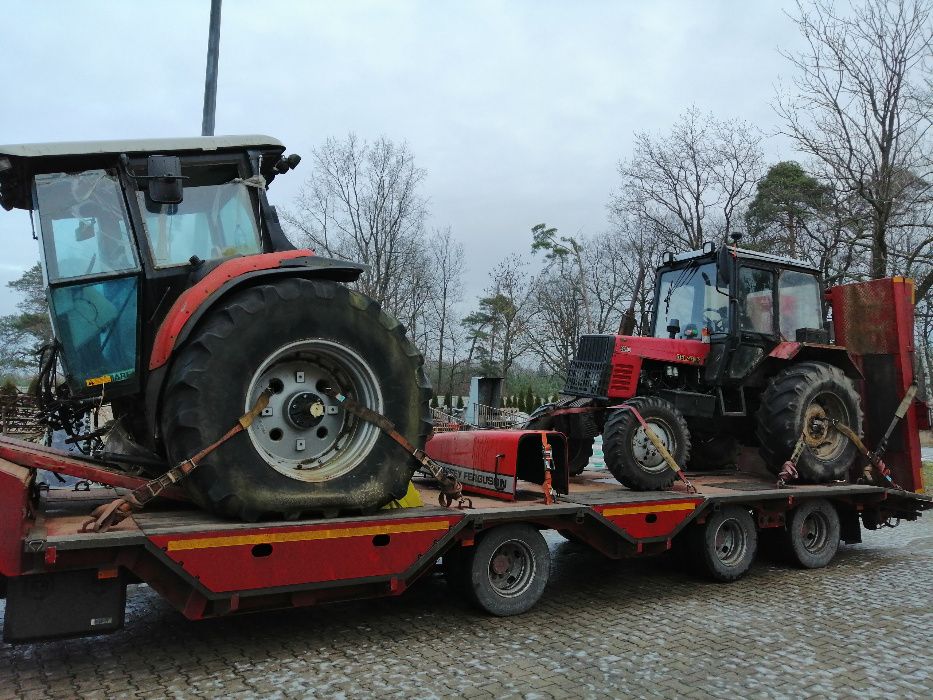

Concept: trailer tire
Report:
left=161, top=278, right=432, bottom=521
left=462, top=524, right=550, bottom=616
left=782, top=499, right=840, bottom=569
left=603, top=397, right=689, bottom=491
left=757, top=361, right=862, bottom=482
left=691, top=505, right=758, bottom=582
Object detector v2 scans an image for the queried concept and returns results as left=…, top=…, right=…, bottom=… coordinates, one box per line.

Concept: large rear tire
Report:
left=757, top=361, right=861, bottom=482
left=160, top=278, right=432, bottom=521
left=603, top=396, right=690, bottom=491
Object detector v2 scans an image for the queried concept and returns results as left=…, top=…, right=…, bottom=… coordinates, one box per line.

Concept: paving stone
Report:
left=2, top=521, right=932, bottom=698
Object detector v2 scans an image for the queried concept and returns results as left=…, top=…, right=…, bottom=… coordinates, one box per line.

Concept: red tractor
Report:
left=0, top=136, right=431, bottom=520
left=530, top=241, right=879, bottom=489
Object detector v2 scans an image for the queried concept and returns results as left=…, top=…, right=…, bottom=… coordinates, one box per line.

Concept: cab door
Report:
left=34, top=170, right=141, bottom=396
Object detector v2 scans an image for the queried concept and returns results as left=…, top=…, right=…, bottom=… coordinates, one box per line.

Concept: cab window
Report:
left=137, top=163, right=262, bottom=268
left=34, top=171, right=139, bottom=282
left=779, top=271, right=823, bottom=339
left=738, top=267, right=774, bottom=334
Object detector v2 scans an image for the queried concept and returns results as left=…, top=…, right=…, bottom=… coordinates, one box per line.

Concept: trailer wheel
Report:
left=757, top=361, right=862, bottom=482
left=691, top=505, right=758, bottom=582
left=603, top=396, right=690, bottom=490
left=782, top=499, right=840, bottom=569
left=462, top=524, right=550, bottom=616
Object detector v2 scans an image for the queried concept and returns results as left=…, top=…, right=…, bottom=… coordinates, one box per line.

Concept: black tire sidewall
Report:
left=784, top=499, right=841, bottom=569
left=162, top=278, right=429, bottom=519
left=603, top=397, right=689, bottom=490
left=697, top=506, right=758, bottom=582
left=465, top=524, right=550, bottom=616
left=758, top=362, right=861, bottom=481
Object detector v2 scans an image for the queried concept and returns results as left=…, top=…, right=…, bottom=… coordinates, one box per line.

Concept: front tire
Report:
left=757, top=362, right=862, bottom=482
left=603, top=396, right=690, bottom=491
left=161, top=278, right=431, bottom=521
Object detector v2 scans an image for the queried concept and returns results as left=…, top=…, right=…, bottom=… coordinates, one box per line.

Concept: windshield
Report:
left=35, top=171, right=139, bottom=282
left=653, top=262, right=730, bottom=339
left=137, top=181, right=262, bottom=268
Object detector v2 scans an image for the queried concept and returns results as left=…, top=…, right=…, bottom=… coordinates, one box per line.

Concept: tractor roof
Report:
left=0, top=135, right=286, bottom=211
left=672, top=246, right=819, bottom=273
left=0, top=135, right=284, bottom=159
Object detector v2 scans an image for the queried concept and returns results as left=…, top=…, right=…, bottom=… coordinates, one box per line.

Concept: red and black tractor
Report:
left=529, top=242, right=901, bottom=490
left=0, top=136, right=430, bottom=520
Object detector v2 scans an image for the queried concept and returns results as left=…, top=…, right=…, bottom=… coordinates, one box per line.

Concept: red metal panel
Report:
left=149, top=250, right=313, bottom=369
left=424, top=430, right=568, bottom=500
left=828, top=277, right=923, bottom=492
left=146, top=515, right=462, bottom=593
left=616, top=336, right=710, bottom=365
left=0, top=459, right=32, bottom=577
left=425, top=430, right=521, bottom=499
left=594, top=499, right=702, bottom=540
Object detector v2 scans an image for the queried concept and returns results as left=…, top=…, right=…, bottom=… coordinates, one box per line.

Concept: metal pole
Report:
left=201, top=0, right=223, bottom=136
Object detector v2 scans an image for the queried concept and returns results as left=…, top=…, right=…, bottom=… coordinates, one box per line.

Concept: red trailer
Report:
left=0, top=275, right=930, bottom=642
left=0, top=436, right=929, bottom=643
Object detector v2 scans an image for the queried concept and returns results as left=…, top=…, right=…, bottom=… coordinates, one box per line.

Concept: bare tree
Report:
left=614, top=108, right=764, bottom=251
left=423, top=227, right=464, bottom=392
left=776, top=0, right=933, bottom=280
left=283, top=133, right=431, bottom=329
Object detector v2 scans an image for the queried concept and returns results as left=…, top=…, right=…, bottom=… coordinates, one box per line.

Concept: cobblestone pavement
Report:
left=1, top=515, right=931, bottom=699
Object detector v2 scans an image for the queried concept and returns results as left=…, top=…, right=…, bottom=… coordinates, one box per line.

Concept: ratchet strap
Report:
left=81, top=389, right=272, bottom=533
left=321, top=388, right=469, bottom=509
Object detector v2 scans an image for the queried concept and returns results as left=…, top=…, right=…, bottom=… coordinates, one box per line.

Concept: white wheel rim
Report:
left=244, top=339, right=383, bottom=482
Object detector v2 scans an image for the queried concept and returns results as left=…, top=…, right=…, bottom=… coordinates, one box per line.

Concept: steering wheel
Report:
left=702, top=307, right=726, bottom=333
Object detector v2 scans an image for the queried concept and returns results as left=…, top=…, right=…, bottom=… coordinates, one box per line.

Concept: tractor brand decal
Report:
left=442, top=463, right=513, bottom=493
left=84, top=368, right=134, bottom=387
left=675, top=354, right=703, bottom=365
left=164, top=520, right=451, bottom=552
left=618, top=345, right=632, bottom=353
left=601, top=502, right=698, bottom=517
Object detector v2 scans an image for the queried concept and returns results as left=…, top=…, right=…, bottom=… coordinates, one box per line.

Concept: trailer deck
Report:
left=1, top=454, right=929, bottom=643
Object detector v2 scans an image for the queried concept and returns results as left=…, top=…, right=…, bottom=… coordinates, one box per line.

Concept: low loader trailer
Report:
left=0, top=273, right=930, bottom=643
left=0, top=430, right=929, bottom=642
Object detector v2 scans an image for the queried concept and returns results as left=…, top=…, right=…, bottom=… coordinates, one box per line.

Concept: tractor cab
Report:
left=0, top=136, right=301, bottom=399
left=651, top=243, right=828, bottom=395
left=653, top=243, right=826, bottom=347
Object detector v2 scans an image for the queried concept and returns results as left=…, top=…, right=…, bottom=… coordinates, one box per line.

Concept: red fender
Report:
left=148, top=250, right=312, bottom=370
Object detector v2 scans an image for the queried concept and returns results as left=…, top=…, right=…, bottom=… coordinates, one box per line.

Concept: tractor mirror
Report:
left=717, top=245, right=732, bottom=285
left=75, top=219, right=95, bottom=241
left=147, top=155, right=184, bottom=204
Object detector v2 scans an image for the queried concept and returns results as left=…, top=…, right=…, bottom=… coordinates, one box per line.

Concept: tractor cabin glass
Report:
left=136, top=164, right=262, bottom=269
left=654, top=262, right=730, bottom=339
left=34, top=170, right=140, bottom=388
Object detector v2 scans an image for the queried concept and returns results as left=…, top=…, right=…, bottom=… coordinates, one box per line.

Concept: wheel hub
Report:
left=286, top=391, right=327, bottom=429
left=714, top=518, right=747, bottom=565
left=803, top=404, right=829, bottom=447
left=631, top=420, right=673, bottom=473
left=486, top=540, right=535, bottom=597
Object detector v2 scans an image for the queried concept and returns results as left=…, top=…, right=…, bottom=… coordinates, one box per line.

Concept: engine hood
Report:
left=617, top=335, right=710, bottom=366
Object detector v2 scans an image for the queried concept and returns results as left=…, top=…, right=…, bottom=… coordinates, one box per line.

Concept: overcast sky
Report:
left=0, top=0, right=809, bottom=315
